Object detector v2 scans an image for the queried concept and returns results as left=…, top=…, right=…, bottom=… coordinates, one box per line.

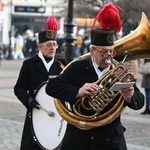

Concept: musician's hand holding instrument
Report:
left=28, top=97, right=39, bottom=109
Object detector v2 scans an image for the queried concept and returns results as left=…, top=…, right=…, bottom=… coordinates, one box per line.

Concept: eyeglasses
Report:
left=92, top=46, right=116, bottom=56
left=41, top=43, right=59, bottom=49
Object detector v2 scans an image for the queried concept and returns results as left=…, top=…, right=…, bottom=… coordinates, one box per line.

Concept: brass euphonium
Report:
left=114, top=12, right=150, bottom=61
left=54, top=12, right=150, bottom=130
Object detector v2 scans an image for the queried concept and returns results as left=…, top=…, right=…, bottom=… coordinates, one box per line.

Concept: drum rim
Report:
left=29, top=82, right=66, bottom=150
left=30, top=112, right=63, bottom=150
left=34, top=81, right=48, bottom=96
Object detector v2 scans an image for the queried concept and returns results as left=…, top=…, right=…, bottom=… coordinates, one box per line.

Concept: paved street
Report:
left=0, top=59, right=150, bottom=150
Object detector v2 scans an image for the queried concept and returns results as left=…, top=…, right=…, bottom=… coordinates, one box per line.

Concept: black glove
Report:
left=28, top=97, right=39, bottom=109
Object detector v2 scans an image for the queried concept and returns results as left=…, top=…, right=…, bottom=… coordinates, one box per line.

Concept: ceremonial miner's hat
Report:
left=38, top=16, right=59, bottom=43
left=91, top=3, right=122, bottom=46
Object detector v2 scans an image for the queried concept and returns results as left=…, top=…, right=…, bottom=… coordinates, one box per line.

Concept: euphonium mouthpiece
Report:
left=103, top=54, right=113, bottom=64
left=105, top=59, right=112, bottom=64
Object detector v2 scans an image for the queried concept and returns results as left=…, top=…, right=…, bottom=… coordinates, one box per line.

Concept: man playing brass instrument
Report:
left=46, top=3, right=144, bottom=150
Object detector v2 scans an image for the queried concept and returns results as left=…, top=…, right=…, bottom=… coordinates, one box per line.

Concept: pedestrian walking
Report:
left=140, top=59, right=150, bottom=114
left=124, top=59, right=139, bottom=82
left=13, top=32, right=24, bottom=60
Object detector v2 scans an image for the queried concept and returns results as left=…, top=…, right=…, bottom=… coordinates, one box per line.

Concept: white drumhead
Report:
left=32, top=83, right=67, bottom=150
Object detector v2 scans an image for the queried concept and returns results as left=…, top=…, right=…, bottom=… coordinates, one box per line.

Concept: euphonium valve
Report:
left=73, top=60, right=134, bottom=120
left=54, top=57, right=134, bottom=129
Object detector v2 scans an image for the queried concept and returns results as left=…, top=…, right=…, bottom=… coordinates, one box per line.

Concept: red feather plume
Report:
left=92, top=3, right=122, bottom=33
left=45, top=16, right=59, bottom=33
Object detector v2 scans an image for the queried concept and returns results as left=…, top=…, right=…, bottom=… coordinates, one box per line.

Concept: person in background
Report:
left=5, top=31, right=15, bottom=59
left=56, top=30, right=64, bottom=54
left=74, top=33, right=83, bottom=58
left=24, top=29, right=34, bottom=58
left=13, top=32, right=24, bottom=60
left=84, top=34, right=91, bottom=53
left=45, top=3, right=144, bottom=150
left=140, top=59, right=150, bottom=114
left=30, top=34, right=38, bottom=57
left=14, top=16, right=63, bottom=150
left=123, top=29, right=139, bottom=83
left=124, top=59, right=139, bottom=82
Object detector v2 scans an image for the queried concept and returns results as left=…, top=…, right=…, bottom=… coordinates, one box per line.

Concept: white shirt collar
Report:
left=91, top=57, right=110, bottom=78
left=38, top=51, right=54, bottom=72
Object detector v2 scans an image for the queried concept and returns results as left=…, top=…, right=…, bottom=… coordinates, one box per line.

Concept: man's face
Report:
left=38, top=40, right=58, bottom=58
left=90, top=45, right=115, bottom=68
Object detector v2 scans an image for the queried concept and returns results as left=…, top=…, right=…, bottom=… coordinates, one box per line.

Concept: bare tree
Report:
left=73, top=0, right=113, bottom=18
left=72, top=0, right=150, bottom=35
left=115, top=0, right=150, bottom=34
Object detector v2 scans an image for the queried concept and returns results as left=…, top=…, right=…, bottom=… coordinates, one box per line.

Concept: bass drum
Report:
left=31, top=82, right=67, bottom=150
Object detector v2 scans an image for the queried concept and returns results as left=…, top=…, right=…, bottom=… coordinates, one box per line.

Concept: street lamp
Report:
left=63, top=0, right=76, bottom=64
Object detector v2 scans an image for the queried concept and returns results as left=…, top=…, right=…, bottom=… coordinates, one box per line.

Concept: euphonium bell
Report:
left=114, top=12, right=150, bottom=61
left=54, top=12, right=150, bottom=130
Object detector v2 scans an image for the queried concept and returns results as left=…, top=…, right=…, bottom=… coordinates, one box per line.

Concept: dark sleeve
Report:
left=125, top=84, right=145, bottom=110
left=46, top=65, right=79, bottom=104
left=14, top=60, right=31, bottom=108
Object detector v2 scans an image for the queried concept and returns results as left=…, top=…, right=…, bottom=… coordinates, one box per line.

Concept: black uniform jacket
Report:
left=46, top=58, right=144, bottom=150
left=14, top=55, right=63, bottom=150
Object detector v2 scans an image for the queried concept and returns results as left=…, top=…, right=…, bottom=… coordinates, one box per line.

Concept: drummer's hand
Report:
left=77, top=83, right=98, bottom=98
left=28, top=97, right=40, bottom=109
left=120, top=86, right=134, bottom=103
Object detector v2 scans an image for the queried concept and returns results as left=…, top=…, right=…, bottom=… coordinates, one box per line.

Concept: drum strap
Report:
left=58, top=61, right=65, bottom=70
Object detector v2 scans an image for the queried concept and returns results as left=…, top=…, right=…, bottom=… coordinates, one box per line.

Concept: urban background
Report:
left=0, top=0, right=150, bottom=40
left=0, top=0, right=150, bottom=62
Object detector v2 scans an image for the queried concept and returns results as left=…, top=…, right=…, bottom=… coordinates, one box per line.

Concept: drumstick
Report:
left=37, top=105, right=55, bottom=117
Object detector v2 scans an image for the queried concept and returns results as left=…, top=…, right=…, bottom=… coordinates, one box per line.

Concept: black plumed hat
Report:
left=91, top=29, right=115, bottom=46
left=38, top=30, right=56, bottom=44
left=38, top=16, right=59, bottom=43
left=91, top=3, right=122, bottom=46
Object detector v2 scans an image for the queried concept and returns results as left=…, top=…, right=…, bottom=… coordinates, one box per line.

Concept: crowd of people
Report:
left=0, top=29, right=38, bottom=60
left=0, top=24, right=92, bottom=61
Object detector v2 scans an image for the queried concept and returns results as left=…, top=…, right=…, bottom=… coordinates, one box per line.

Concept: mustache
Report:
left=102, top=54, right=114, bottom=58
left=102, top=54, right=113, bottom=64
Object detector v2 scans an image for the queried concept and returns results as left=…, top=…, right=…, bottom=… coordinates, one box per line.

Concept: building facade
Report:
left=0, top=0, right=66, bottom=44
